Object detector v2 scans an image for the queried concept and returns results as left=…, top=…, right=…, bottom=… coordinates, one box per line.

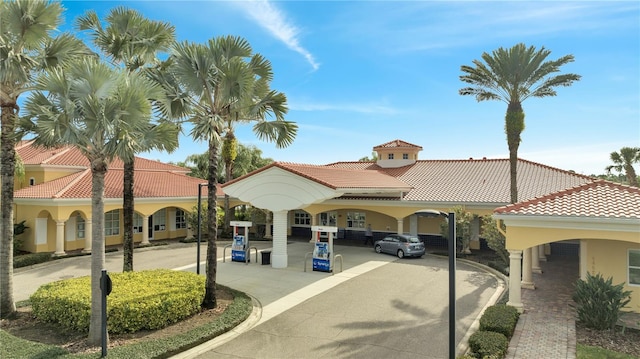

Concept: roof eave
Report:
left=493, top=213, right=640, bottom=232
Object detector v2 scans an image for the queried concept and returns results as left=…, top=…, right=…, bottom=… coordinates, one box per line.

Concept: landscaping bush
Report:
left=479, top=304, right=519, bottom=338
left=468, top=331, right=509, bottom=358
left=14, top=252, right=52, bottom=268
left=572, top=272, right=632, bottom=331
left=31, top=269, right=205, bottom=334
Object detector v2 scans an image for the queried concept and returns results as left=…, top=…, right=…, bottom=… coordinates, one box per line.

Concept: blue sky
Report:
left=59, top=1, right=639, bottom=176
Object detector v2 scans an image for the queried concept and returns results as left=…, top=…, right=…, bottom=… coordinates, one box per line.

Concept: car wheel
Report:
left=397, top=249, right=404, bottom=258
left=375, top=244, right=382, bottom=253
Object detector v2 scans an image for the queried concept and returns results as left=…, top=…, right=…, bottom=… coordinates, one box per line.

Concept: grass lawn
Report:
left=577, top=344, right=638, bottom=359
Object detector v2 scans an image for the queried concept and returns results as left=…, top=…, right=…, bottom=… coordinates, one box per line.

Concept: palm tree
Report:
left=0, top=0, right=88, bottom=318
left=460, top=43, right=581, bottom=203
left=169, top=35, right=297, bottom=309
left=76, top=7, right=178, bottom=272
left=23, top=58, right=162, bottom=345
left=606, top=147, right=640, bottom=187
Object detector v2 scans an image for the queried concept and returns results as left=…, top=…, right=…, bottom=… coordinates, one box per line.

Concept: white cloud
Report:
left=290, top=100, right=398, bottom=115
left=235, top=1, right=319, bottom=71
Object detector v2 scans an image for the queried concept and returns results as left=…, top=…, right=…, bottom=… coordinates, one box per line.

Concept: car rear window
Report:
left=407, top=236, right=420, bottom=243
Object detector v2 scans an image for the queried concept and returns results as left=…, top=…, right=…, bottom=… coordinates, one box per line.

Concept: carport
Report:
left=493, top=180, right=640, bottom=313
left=221, top=162, right=412, bottom=268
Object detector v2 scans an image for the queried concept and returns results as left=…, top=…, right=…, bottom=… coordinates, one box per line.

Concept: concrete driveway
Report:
left=13, top=240, right=504, bottom=358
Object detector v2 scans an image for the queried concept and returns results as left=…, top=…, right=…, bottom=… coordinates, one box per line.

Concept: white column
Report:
left=264, top=211, right=272, bottom=239
left=396, top=218, right=404, bottom=235
left=532, top=245, right=542, bottom=273
left=507, top=250, right=524, bottom=312
left=272, top=210, right=288, bottom=268
left=580, top=239, right=588, bottom=280
left=521, top=247, right=535, bottom=289
left=539, top=244, right=547, bottom=261
left=54, top=220, right=66, bottom=256
left=141, top=215, right=150, bottom=245
left=310, top=214, right=318, bottom=243
left=82, top=218, right=93, bottom=253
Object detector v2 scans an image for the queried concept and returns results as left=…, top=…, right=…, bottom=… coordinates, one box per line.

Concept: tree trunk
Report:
left=625, top=164, right=638, bottom=187
left=0, top=104, right=17, bottom=318
left=202, top=139, right=219, bottom=309
left=88, top=158, right=108, bottom=346
left=123, top=159, right=135, bottom=272
left=505, top=102, right=525, bottom=204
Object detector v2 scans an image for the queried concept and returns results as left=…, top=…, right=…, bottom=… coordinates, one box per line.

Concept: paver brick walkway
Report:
left=506, top=256, right=579, bottom=359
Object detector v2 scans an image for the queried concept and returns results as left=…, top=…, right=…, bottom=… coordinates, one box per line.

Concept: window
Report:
left=76, top=215, right=85, bottom=239
left=630, top=249, right=640, bottom=286
left=294, top=210, right=311, bottom=225
left=133, top=213, right=143, bottom=233
left=402, top=153, right=409, bottom=160
left=176, top=209, right=187, bottom=229
left=154, top=209, right=166, bottom=231
left=29, top=177, right=35, bottom=186
left=346, top=212, right=366, bottom=229
left=387, top=153, right=394, bottom=160
left=105, top=210, right=120, bottom=236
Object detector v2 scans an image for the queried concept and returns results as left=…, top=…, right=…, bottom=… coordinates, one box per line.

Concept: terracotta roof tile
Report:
left=15, top=169, right=219, bottom=199
left=494, top=180, right=640, bottom=219
left=329, top=158, right=594, bottom=203
left=373, top=139, right=423, bottom=150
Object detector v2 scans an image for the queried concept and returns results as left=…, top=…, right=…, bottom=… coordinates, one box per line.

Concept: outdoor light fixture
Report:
left=415, top=209, right=456, bottom=359
left=196, top=183, right=208, bottom=275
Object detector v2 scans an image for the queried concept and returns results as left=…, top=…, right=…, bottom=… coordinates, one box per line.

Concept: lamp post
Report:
left=196, top=183, right=208, bottom=275
left=415, top=209, right=456, bottom=359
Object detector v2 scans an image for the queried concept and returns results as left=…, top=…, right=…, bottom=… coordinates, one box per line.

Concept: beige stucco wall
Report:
left=504, top=225, right=640, bottom=250
left=584, top=239, right=640, bottom=312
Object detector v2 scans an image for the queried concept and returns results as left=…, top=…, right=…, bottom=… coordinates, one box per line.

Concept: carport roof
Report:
left=494, top=180, right=640, bottom=219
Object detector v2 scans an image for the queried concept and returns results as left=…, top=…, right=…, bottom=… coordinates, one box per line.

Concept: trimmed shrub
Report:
left=13, top=252, right=52, bottom=268
left=479, top=304, right=519, bottom=338
left=468, top=331, right=509, bottom=358
left=31, top=269, right=205, bottom=334
left=572, top=272, right=632, bottom=331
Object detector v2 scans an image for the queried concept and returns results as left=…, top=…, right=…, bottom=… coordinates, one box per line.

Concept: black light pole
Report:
left=196, top=183, right=207, bottom=275
left=447, top=212, right=456, bottom=359
left=414, top=209, right=456, bottom=359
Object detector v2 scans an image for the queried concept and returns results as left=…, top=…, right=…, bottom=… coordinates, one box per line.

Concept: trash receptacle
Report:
left=261, top=251, right=271, bottom=265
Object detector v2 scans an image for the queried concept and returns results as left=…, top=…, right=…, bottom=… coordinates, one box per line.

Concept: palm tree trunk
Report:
left=123, top=159, right=135, bottom=272
left=625, top=165, right=638, bottom=187
left=202, top=139, right=219, bottom=309
left=505, top=102, right=525, bottom=204
left=88, top=159, right=108, bottom=346
left=0, top=105, right=17, bottom=318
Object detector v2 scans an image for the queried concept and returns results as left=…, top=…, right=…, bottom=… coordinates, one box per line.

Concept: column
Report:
left=271, top=210, right=288, bottom=268
left=264, top=211, right=272, bottom=239
left=532, top=245, right=542, bottom=273
left=507, top=250, right=524, bottom=312
left=521, top=247, right=535, bottom=289
left=579, top=239, right=588, bottom=280
left=141, top=215, right=150, bottom=245
left=396, top=218, right=404, bottom=235
left=54, top=220, right=66, bottom=256
left=539, top=244, right=547, bottom=261
left=82, top=218, right=93, bottom=253
left=310, top=214, right=318, bottom=243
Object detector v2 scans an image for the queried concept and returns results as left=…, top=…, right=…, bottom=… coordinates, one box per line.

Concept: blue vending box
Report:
left=312, top=242, right=331, bottom=272
left=232, top=235, right=246, bottom=262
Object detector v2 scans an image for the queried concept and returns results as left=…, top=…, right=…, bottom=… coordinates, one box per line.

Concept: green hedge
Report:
left=479, top=304, right=519, bottom=338
left=468, top=331, right=509, bottom=358
left=14, top=252, right=52, bottom=268
left=30, top=269, right=205, bottom=334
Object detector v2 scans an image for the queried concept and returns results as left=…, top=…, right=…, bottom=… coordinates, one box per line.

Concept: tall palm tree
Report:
left=0, top=0, right=88, bottom=318
left=606, top=147, right=640, bottom=187
left=169, top=35, right=297, bottom=309
left=23, top=58, right=162, bottom=345
left=76, top=7, right=177, bottom=272
left=460, top=43, right=581, bottom=203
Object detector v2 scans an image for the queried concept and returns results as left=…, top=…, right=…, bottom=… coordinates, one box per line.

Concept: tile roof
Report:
left=223, top=162, right=412, bottom=191
left=17, top=140, right=188, bottom=173
left=15, top=169, right=219, bottom=199
left=373, top=139, right=423, bottom=150
left=494, top=180, right=640, bottom=219
left=14, top=141, right=221, bottom=200
left=328, top=158, right=594, bottom=203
